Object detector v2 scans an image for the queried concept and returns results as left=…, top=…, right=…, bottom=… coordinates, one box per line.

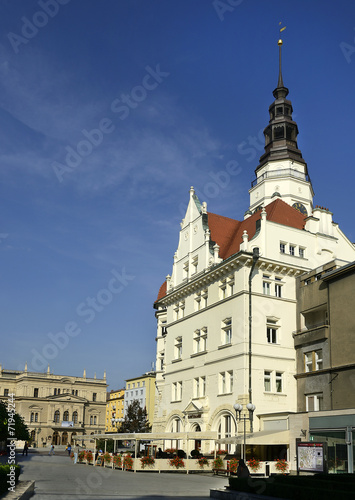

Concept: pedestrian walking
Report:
left=67, top=444, right=71, bottom=456
left=22, top=442, right=28, bottom=456
left=48, top=444, right=55, bottom=456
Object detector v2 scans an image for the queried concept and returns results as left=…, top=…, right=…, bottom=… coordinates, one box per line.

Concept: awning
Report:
left=216, top=429, right=290, bottom=446
left=73, top=431, right=217, bottom=441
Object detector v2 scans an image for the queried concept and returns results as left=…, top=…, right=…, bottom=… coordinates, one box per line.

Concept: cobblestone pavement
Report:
left=16, top=451, right=228, bottom=500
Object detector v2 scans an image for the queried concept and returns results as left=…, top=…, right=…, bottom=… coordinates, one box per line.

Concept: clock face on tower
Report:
left=292, top=202, right=308, bottom=216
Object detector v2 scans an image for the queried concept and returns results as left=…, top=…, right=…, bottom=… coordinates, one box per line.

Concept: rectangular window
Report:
left=275, top=372, right=283, bottom=393
left=201, top=376, right=206, bottom=397
left=137, top=382, right=140, bottom=387
left=220, top=372, right=226, bottom=394
left=174, top=337, right=182, bottom=360
left=183, top=261, right=189, bottom=280
left=263, top=281, right=271, bottom=295
left=33, top=388, right=39, bottom=398
left=219, top=371, right=233, bottom=394
left=172, top=381, right=182, bottom=401
left=193, top=328, right=207, bottom=354
left=305, top=350, right=323, bottom=372
left=219, top=279, right=227, bottom=299
left=264, top=371, right=271, bottom=392
left=267, top=326, right=277, bottom=344
left=221, top=318, right=232, bottom=345
left=299, top=247, right=305, bottom=258
left=289, top=245, right=295, bottom=256
left=306, top=394, right=323, bottom=411
left=202, top=288, right=208, bottom=308
left=194, top=377, right=200, bottom=398
left=305, top=352, right=313, bottom=372
left=280, top=243, right=286, bottom=253
left=227, top=275, right=235, bottom=296
left=275, top=283, right=282, bottom=298
left=315, top=350, right=323, bottom=370
left=4, top=389, right=9, bottom=396
left=192, top=256, right=198, bottom=275
left=266, top=318, right=279, bottom=344
left=93, top=393, right=97, bottom=402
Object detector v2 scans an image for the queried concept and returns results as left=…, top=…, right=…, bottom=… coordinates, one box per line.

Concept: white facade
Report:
left=152, top=61, right=355, bottom=460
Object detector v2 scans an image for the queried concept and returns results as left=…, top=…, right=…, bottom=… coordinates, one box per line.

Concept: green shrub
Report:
left=0, top=465, right=21, bottom=495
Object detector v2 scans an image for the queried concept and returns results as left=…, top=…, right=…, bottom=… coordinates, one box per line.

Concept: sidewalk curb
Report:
left=1, top=480, right=35, bottom=500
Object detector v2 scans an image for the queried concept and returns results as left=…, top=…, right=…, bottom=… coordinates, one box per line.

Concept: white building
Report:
left=152, top=42, right=355, bottom=462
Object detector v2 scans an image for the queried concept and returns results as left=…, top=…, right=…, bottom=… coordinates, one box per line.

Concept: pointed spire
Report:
left=256, top=37, right=306, bottom=171
left=273, top=38, right=288, bottom=99
left=277, top=39, right=284, bottom=88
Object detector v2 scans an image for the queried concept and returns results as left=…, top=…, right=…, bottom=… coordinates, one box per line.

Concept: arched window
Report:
left=90, top=416, right=93, bottom=425
left=217, top=413, right=237, bottom=453
left=63, top=410, right=69, bottom=421
left=35, top=413, right=38, bottom=423
left=54, top=410, right=60, bottom=423
left=30, top=412, right=34, bottom=423
left=72, top=411, right=78, bottom=424
left=169, top=417, right=182, bottom=450
left=93, top=416, right=97, bottom=425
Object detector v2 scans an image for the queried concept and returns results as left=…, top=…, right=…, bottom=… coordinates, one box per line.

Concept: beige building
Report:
left=0, top=364, right=107, bottom=447
left=152, top=41, right=355, bottom=465
left=105, top=388, right=125, bottom=432
left=124, top=372, right=156, bottom=426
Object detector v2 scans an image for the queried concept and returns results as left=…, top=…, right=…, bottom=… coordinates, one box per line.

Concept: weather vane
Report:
left=278, top=22, right=286, bottom=46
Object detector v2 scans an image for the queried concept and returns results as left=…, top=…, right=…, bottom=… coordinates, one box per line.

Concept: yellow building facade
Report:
left=105, top=388, right=125, bottom=432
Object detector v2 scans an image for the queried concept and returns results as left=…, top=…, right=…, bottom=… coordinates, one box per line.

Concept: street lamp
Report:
left=233, top=403, right=256, bottom=461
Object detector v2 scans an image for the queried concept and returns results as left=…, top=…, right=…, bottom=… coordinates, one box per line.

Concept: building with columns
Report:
left=152, top=41, right=355, bottom=464
left=0, top=364, right=107, bottom=447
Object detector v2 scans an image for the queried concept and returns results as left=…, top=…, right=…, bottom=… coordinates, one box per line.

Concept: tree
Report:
left=96, top=438, right=114, bottom=453
left=118, top=400, right=151, bottom=433
left=0, top=401, right=30, bottom=443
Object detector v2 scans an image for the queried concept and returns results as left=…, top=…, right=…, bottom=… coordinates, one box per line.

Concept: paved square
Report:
left=17, top=451, right=228, bottom=499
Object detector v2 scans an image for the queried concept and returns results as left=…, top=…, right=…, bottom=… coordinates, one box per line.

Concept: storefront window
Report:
left=310, top=431, right=347, bottom=474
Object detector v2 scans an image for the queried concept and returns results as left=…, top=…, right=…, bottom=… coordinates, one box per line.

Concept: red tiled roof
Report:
left=209, top=198, right=306, bottom=260
left=156, top=280, right=167, bottom=302
left=155, top=199, right=306, bottom=302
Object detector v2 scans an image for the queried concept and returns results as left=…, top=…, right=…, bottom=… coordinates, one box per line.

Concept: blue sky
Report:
left=1, top=0, right=355, bottom=390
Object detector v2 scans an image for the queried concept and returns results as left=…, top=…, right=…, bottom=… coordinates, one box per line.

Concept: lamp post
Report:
left=233, top=403, right=256, bottom=461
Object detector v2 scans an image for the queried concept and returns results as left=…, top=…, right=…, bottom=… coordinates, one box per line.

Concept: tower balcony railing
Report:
left=251, top=168, right=310, bottom=187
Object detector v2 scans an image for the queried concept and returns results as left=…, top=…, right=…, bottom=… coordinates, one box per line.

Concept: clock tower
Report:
left=248, top=39, right=314, bottom=217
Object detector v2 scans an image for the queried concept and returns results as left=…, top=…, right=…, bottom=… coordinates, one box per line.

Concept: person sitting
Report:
left=236, top=458, right=250, bottom=477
